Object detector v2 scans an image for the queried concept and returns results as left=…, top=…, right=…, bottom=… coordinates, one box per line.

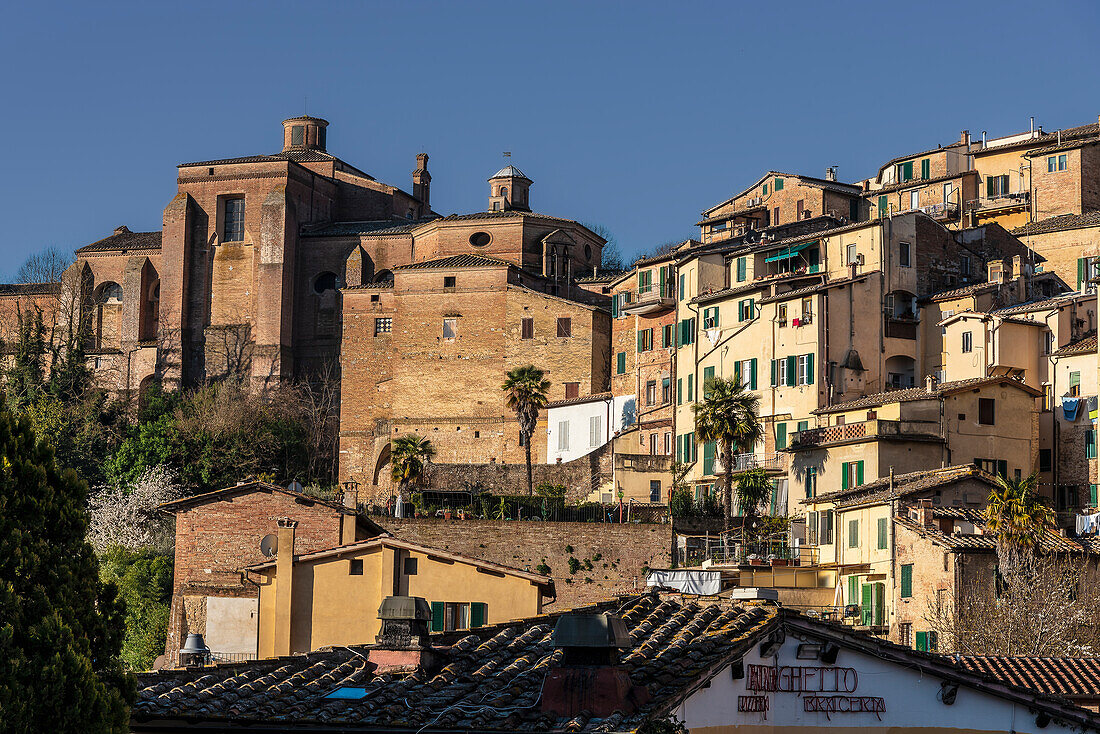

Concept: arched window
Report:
left=374, top=270, right=394, bottom=285
left=97, top=282, right=122, bottom=304
left=500, top=186, right=509, bottom=201
left=93, top=282, right=123, bottom=350
left=313, top=271, right=340, bottom=294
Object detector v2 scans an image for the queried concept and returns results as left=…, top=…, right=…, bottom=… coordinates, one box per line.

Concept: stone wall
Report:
left=422, top=443, right=613, bottom=501
left=375, top=516, right=672, bottom=610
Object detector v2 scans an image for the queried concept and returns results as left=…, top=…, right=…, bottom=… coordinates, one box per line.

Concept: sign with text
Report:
left=744, top=663, right=886, bottom=721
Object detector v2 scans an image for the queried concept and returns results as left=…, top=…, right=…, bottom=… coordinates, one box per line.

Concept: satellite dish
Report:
left=288, top=480, right=304, bottom=494
left=260, top=534, right=278, bottom=557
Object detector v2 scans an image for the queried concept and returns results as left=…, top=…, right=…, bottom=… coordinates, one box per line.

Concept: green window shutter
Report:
left=676, top=435, right=682, bottom=463
left=616, top=352, right=625, bottom=375
left=805, top=352, right=814, bottom=385
left=877, top=517, right=887, bottom=549
left=637, top=331, right=644, bottom=353
left=847, top=575, right=858, bottom=604
left=776, top=422, right=787, bottom=450
left=687, top=374, right=694, bottom=401
left=775, top=177, right=784, bottom=191
left=849, top=519, right=859, bottom=547
left=677, top=379, right=682, bottom=405
left=691, top=432, right=698, bottom=461
left=1091, top=484, right=1098, bottom=505
left=659, top=266, right=667, bottom=291
left=711, top=308, right=719, bottom=327
left=841, top=462, right=850, bottom=490
left=856, top=460, right=865, bottom=485
left=750, top=359, right=758, bottom=390
left=873, top=583, right=885, bottom=626
left=878, top=195, right=887, bottom=217
left=987, top=176, right=996, bottom=197
left=704, top=366, right=715, bottom=397
left=861, top=584, right=872, bottom=625
left=430, top=601, right=445, bottom=632
left=797, top=420, right=808, bottom=432
left=703, top=441, right=715, bottom=476
left=679, top=274, right=685, bottom=301
left=737, top=257, right=746, bottom=282
left=471, top=602, right=487, bottom=628
left=902, top=161, right=913, bottom=181
left=920, top=158, right=930, bottom=179
left=611, top=294, right=619, bottom=318
left=770, top=359, right=777, bottom=387
left=1079, top=258, right=1087, bottom=290
left=915, top=631, right=928, bottom=651
left=786, top=356, right=796, bottom=386
left=763, top=183, right=768, bottom=195
left=901, top=564, right=913, bottom=598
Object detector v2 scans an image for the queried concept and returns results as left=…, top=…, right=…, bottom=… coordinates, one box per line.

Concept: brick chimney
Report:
left=541, top=613, right=649, bottom=718
left=368, top=596, right=440, bottom=674
left=412, top=153, right=431, bottom=211
left=273, top=518, right=297, bottom=657
left=341, top=481, right=359, bottom=545
left=909, top=499, right=934, bottom=528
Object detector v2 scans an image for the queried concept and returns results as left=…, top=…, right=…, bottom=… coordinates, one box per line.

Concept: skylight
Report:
left=323, top=687, right=369, bottom=700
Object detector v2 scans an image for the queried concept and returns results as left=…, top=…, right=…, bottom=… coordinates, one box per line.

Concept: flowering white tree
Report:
left=88, top=465, right=184, bottom=554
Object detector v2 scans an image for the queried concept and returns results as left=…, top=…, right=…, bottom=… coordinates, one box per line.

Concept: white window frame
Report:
left=962, top=331, right=973, bottom=353
left=797, top=355, right=810, bottom=385
left=442, top=318, right=457, bottom=339
left=557, top=421, right=570, bottom=451
left=589, top=415, right=602, bottom=448
left=778, top=358, right=789, bottom=386
left=846, top=243, right=858, bottom=265
left=909, top=189, right=920, bottom=211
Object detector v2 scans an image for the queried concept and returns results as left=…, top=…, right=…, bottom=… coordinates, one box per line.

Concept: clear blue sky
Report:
left=2, top=0, right=1099, bottom=276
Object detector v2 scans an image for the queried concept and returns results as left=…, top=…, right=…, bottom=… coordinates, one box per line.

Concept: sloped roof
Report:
left=547, top=391, right=613, bottom=409
left=1053, top=331, right=1097, bottom=356
left=807, top=465, right=994, bottom=509
left=701, top=171, right=861, bottom=217
left=302, top=218, right=439, bottom=237
left=393, top=254, right=515, bottom=270
left=865, top=170, right=976, bottom=197
left=959, top=657, right=1100, bottom=699
left=132, top=594, right=779, bottom=732
left=919, top=281, right=999, bottom=303
left=0, top=282, right=62, bottom=296
left=76, top=227, right=162, bottom=254
left=893, top=513, right=1089, bottom=554
left=490, top=165, right=530, bottom=180
left=1012, top=211, right=1100, bottom=237
left=813, top=376, right=1041, bottom=415
left=158, top=480, right=355, bottom=516
left=992, top=294, right=1082, bottom=316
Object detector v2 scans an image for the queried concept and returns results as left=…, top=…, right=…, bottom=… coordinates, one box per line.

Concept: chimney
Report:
left=825, top=166, right=838, bottom=182
left=541, top=613, right=650, bottom=718
left=412, top=153, right=431, bottom=212
left=960, top=130, right=970, bottom=148
left=368, top=596, right=440, bottom=674
left=114, top=225, right=131, bottom=235
left=341, top=481, right=359, bottom=545
left=274, top=518, right=297, bottom=657
left=925, top=373, right=937, bottom=392
left=909, top=499, right=934, bottom=528
left=179, top=633, right=210, bottom=668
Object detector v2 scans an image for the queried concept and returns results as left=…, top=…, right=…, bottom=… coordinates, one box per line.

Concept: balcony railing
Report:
left=623, top=282, right=675, bottom=314
left=966, top=190, right=1031, bottom=213
left=790, top=419, right=941, bottom=449
left=724, top=451, right=787, bottom=472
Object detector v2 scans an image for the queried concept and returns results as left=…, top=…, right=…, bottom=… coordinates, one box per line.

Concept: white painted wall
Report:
left=204, top=596, right=258, bottom=655
left=546, top=395, right=635, bottom=464
left=676, top=630, right=1077, bottom=734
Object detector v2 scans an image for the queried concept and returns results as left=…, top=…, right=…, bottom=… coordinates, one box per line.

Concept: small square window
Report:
left=557, top=317, right=572, bottom=337
left=978, top=398, right=995, bottom=425
left=374, top=317, right=392, bottom=335
left=565, top=382, right=580, bottom=399
left=370, top=294, right=380, bottom=303
left=443, top=276, right=456, bottom=289
left=349, top=559, right=364, bottom=575
left=403, top=557, right=418, bottom=575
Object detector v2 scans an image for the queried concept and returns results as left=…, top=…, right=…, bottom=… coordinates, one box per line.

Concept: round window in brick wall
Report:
left=469, top=232, right=491, bottom=247
left=584, top=244, right=592, bottom=261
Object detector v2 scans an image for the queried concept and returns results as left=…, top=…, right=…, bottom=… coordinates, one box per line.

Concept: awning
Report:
left=764, top=240, right=816, bottom=263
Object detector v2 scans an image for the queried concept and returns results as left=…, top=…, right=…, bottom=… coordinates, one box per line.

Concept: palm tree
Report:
left=391, top=434, right=434, bottom=515
left=502, top=365, right=551, bottom=495
left=735, top=469, right=774, bottom=534
left=985, top=472, right=1054, bottom=579
left=693, top=375, right=763, bottom=530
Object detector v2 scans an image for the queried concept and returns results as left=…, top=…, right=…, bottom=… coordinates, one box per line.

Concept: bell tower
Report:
left=282, top=116, right=329, bottom=153
left=488, top=165, right=532, bottom=212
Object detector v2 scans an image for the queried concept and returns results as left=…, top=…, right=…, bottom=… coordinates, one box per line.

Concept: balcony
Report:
left=966, top=190, right=1031, bottom=215
left=919, top=202, right=960, bottom=220
left=615, top=453, right=672, bottom=473
left=789, top=419, right=941, bottom=449
left=622, top=282, right=675, bottom=315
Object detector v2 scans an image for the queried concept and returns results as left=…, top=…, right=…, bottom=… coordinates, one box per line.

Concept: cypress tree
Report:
left=0, top=395, right=131, bottom=731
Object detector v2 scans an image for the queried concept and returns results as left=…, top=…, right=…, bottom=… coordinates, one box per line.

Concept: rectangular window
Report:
left=987, top=174, right=1009, bottom=197
left=1039, top=448, right=1052, bottom=472
left=557, top=317, right=572, bottom=337
left=848, top=519, right=859, bottom=548
left=616, top=352, right=626, bottom=375
left=291, top=125, right=304, bottom=146
left=846, top=243, right=857, bottom=265
left=443, top=276, right=456, bottom=290
left=900, top=161, right=914, bottom=181
left=664, top=431, right=672, bottom=455
left=878, top=195, right=888, bottom=218
left=442, top=318, right=457, bottom=338
left=909, top=189, right=920, bottom=211
left=638, top=328, right=653, bottom=352
left=899, top=241, right=911, bottom=267
left=773, top=206, right=780, bottom=224
left=736, top=257, right=747, bottom=282
left=978, top=398, right=995, bottom=425
left=646, top=380, right=657, bottom=406
left=662, top=324, right=673, bottom=348
left=703, top=366, right=715, bottom=398
left=687, top=374, right=694, bottom=401
left=589, top=415, right=602, bottom=448
left=349, top=558, right=364, bottom=575
left=774, top=177, right=784, bottom=190
left=1087, top=430, right=1098, bottom=460
left=841, top=460, right=865, bottom=489
left=679, top=273, right=686, bottom=301
left=804, top=467, right=816, bottom=499
left=1048, top=154, right=1068, bottom=172
left=877, top=517, right=888, bottom=550
left=662, top=377, right=671, bottom=404
left=819, top=510, right=834, bottom=545
left=702, top=307, right=720, bottom=329
left=557, top=421, right=570, bottom=450
left=775, top=422, right=787, bottom=450
left=649, top=480, right=662, bottom=503
left=564, top=382, right=579, bottom=399
left=797, top=354, right=811, bottom=385
left=677, top=378, right=682, bottom=405
left=899, top=622, right=912, bottom=647
left=962, top=331, right=972, bottom=353
left=738, top=299, right=754, bottom=322
left=679, top=317, right=696, bottom=346
left=920, top=158, right=930, bottom=179
left=374, top=317, right=392, bottom=335
left=736, top=359, right=756, bottom=390
left=900, top=564, right=913, bottom=598
left=1070, top=371, right=1081, bottom=396
left=521, top=317, right=534, bottom=339
left=778, top=303, right=788, bottom=326
left=943, top=181, right=954, bottom=205
left=223, top=197, right=245, bottom=242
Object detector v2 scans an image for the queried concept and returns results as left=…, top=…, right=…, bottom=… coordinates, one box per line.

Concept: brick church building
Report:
left=34, top=116, right=614, bottom=497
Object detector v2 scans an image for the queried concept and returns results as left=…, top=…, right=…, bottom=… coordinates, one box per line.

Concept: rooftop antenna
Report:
left=503, top=151, right=511, bottom=161
left=304, top=95, right=308, bottom=116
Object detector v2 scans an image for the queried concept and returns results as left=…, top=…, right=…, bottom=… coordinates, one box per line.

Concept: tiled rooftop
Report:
left=302, top=218, right=439, bottom=237
left=1013, top=211, right=1100, bottom=236
left=393, top=254, right=516, bottom=270
left=0, top=282, right=62, bottom=296
left=1053, top=331, right=1097, bottom=356
left=959, top=656, right=1100, bottom=698
left=807, top=464, right=989, bottom=508
left=76, top=227, right=162, bottom=254
left=132, top=594, right=778, bottom=732
left=812, top=375, right=1038, bottom=415
left=894, top=512, right=1088, bottom=553
left=919, top=281, right=998, bottom=303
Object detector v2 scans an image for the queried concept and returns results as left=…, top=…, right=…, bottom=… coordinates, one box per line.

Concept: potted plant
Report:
left=444, top=508, right=453, bottom=520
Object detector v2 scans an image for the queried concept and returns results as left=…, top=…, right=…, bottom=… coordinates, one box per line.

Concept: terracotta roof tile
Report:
left=76, top=227, right=162, bottom=254
left=133, top=595, right=779, bottom=731
left=302, top=218, right=438, bottom=237
left=1053, top=331, right=1097, bottom=356
left=546, top=391, right=613, bottom=408
left=958, top=656, right=1100, bottom=698
left=0, top=282, right=62, bottom=296
left=393, top=254, right=516, bottom=270
left=812, top=376, right=1039, bottom=415
left=807, top=465, right=989, bottom=508
left=919, top=281, right=998, bottom=303
left=1013, top=211, right=1100, bottom=236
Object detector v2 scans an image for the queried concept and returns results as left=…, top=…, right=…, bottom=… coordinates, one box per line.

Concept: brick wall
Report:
left=375, top=517, right=672, bottom=610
